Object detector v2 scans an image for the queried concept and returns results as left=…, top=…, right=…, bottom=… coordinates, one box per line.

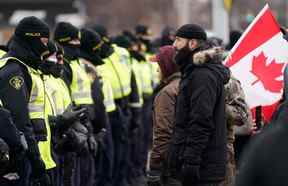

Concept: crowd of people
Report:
left=0, top=15, right=281, bottom=186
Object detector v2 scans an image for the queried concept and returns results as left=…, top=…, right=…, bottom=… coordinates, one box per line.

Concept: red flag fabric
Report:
left=225, top=4, right=288, bottom=122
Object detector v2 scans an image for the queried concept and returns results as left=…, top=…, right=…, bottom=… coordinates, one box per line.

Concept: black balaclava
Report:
left=80, top=28, right=104, bottom=66
left=8, top=16, right=50, bottom=69
left=99, top=42, right=114, bottom=59
left=122, top=31, right=146, bottom=61
left=91, top=24, right=114, bottom=59
left=54, top=22, right=81, bottom=61
left=135, top=24, right=153, bottom=53
left=39, top=41, right=64, bottom=78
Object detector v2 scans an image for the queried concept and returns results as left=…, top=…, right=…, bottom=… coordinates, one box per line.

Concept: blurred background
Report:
left=0, top=0, right=285, bottom=44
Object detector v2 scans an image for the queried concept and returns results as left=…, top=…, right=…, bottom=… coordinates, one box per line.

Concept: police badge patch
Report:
left=9, top=76, right=24, bottom=90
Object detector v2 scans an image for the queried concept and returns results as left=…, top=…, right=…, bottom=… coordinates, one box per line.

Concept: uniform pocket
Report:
left=31, top=119, right=47, bottom=141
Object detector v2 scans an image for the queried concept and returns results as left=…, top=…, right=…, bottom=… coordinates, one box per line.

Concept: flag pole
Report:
left=212, top=0, right=229, bottom=43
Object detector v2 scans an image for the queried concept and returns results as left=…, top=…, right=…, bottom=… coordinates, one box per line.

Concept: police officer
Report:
left=39, top=41, right=90, bottom=186
left=79, top=28, right=115, bottom=186
left=113, top=34, right=150, bottom=186
left=54, top=22, right=98, bottom=186
left=93, top=25, right=143, bottom=186
left=135, top=25, right=160, bottom=176
left=0, top=16, right=51, bottom=186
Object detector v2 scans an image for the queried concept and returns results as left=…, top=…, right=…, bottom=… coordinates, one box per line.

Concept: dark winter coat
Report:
left=167, top=47, right=230, bottom=184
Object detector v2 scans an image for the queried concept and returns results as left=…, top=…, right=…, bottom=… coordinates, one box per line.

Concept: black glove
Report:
left=181, top=164, right=200, bottom=186
left=147, top=170, right=162, bottom=186
left=31, top=173, right=51, bottom=186
left=49, top=106, right=87, bottom=130
left=95, top=129, right=106, bottom=147
left=60, top=106, right=87, bottom=124
left=88, top=135, right=98, bottom=157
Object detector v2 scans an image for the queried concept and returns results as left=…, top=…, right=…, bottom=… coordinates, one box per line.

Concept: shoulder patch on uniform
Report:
left=9, top=76, right=24, bottom=90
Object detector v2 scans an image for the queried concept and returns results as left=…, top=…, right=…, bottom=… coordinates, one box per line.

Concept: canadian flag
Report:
left=225, top=4, right=288, bottom=122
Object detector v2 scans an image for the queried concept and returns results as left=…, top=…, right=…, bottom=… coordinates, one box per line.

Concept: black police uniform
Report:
left=0, top=16, right=50, bottom=186
left=55, top=22, right=103, bottom=186
left=80, top=28, right=114, bottom=186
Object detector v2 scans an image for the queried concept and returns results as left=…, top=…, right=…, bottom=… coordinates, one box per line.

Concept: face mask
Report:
left=39, top=54, right=64, bottom=77
left=99, top=43, right=114, bottom=59
left=63, top=45, right=80, bottom=61
left=89, top=53, right=104, bottom=66
left=50, top=63, right=64, bottom=78
left=129, top=50, right=146, bottom=61
left=29, top=39, right=50, bottom=60
left=80, top=49, right=104, bottom=66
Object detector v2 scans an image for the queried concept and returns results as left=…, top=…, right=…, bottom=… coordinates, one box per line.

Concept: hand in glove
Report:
left=95, top=129, right=106, bottom=147
left=147, top=169, right=162, bottom=186
left=49, top=105, right=87, bottom=130
left=181, top=164, right=200, bottom=186
left=60, top=105, right=87, bottom=124
left=88, top=136, right=98, bottom=157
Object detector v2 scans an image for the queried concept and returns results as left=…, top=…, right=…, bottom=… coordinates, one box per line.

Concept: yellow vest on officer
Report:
left=138, top=59, right=153, bottom=96
left=129, top=57, right=144, bottom=107
left=44, top=75, right=72, bottom=115
left=145, top=53, right=160, bottom=91
left=83, top=61, right=116, bottom=113
left=0, top=57, right=56, bottom=170
left=99, top=77, right=116, bottom=112
left=112, top=44, right=131, bottom=67
left=98, top=51, right=131, bottom=100
left=69, top=59, right=93, bottom=105
left=0, top=49, right=6, bottom=58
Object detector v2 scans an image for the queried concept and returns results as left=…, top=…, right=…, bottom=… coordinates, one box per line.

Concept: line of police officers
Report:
left=0, top=16, right=160, bottom=186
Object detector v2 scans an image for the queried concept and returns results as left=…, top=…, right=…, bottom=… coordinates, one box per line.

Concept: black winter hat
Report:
left=80, top=28, right=104, bottom=66
left=15, top=16, right=49, bottom=39
left=135, top=24, right=151, bottom=36
left=123, top=30, right=138, bottom=43
left=91, top=24, right=108, bottom=38
left=54, top=22, right=80, bottom=44
left=80, top=28, right=103, bottom=52
left=113, top=35, right=132, bottom=49
left=175, top=24, right=207, bottom=40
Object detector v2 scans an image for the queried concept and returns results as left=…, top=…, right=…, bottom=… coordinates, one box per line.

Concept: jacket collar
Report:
left=154, top=72, right=181, bottom=93
left=180, top=47, right=223, bottom=77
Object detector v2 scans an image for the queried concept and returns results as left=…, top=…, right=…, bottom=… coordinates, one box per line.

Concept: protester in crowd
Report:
left=167, top=24, right=230, bottom=186
left=147, top=45, right=181, bottom=186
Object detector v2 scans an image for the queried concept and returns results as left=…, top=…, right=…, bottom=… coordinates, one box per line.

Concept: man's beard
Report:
left=174, top=44, right=192, bottom=66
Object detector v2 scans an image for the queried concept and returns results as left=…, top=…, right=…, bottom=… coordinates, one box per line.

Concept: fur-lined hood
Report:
left=189, top=46, right=230, bottom=84
left=192, top=47, right=223, bottom=65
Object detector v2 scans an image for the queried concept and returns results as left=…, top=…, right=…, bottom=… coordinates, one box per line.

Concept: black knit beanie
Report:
left=175, top=24, right=207, bottom=40
left=80, top=28, right=104, bottom=66
left=91, top=24, right=108, bottom=38
left=80, top=28, right=102, bottom=52
left=15, top=16, right=49, bottom=39
left=54, top=22, right=80, bottom=44
left=113, top=35, right=132, bottom=49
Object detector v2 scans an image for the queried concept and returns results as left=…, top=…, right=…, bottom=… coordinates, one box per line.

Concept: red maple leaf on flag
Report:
left=251, top=51, right=284, bottom=93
